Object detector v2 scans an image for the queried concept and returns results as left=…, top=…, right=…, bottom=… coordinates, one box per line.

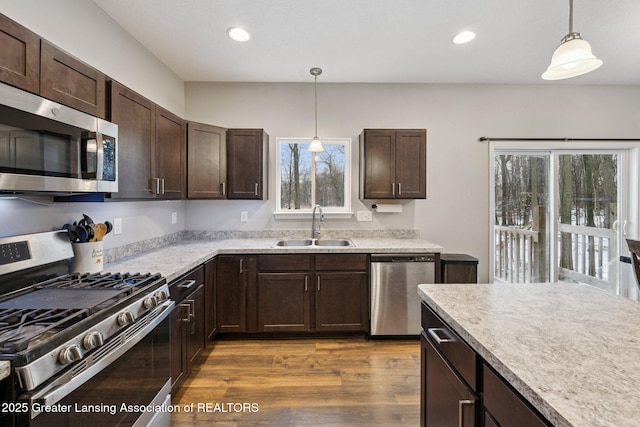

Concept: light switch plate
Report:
left=113, top=218, right=122, bottom=235
left=171, top=212, right=177, bottom=224
left=356, top=210, right=372, bottom=222
left=240, top=211, right=249, bottom=222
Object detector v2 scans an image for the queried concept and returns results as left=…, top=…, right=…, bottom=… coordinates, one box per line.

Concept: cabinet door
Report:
left=155, top=106, right=185, bottom=199
left=257, top=273, right=311, bottom=332
left=40, top=41, right=106, bottom=118
left=315, top=272, right=368, bottom=332
left=170, top=304, right=187, bottom=393
left=187, top=122, right=227, bottom=199
left=395, top=130, right=426, bottom=198
left=0, top=14, right=39, bottom=93
left=109, top=81, right=155, bottom=199
left=216, top=256, right=247, bottom=332
left=204, top=258, right=217, bottom=342
left=227, top=129, right=267, bottom=200
left=186, top=284, right=205, bottom=372
left=421, top=333, right=477, bottom=427
left=360, top=130, right=396, bottom=199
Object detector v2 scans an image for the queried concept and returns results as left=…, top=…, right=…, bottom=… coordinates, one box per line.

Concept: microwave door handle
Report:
left=95, top=132, right=104, bottom=180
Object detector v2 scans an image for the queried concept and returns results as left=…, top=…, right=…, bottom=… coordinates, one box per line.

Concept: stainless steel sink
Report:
left=271, top=238, right=354, bottom=248
left=272, top=239, right=314, bottom=247
left=314, top=239, right=354, bottom=247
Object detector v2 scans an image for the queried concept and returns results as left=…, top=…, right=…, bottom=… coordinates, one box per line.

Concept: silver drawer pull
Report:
left=458, top=399, right=474, bottom=427
left=427, top=327, right=456, bottom=344
left=178, top=279, right=196, bottom=289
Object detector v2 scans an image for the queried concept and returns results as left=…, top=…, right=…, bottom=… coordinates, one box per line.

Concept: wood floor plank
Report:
left=172, top=338, right=420, bottom=426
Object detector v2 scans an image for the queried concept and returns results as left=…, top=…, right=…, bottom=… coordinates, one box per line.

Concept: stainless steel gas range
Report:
left=0, top=231, right=174, bottom=427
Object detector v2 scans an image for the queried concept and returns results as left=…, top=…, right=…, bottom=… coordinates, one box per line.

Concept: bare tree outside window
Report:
left=278, top=139, right=350, bottom=212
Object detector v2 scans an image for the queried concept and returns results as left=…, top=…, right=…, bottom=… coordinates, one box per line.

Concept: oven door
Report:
left=18, top=301, right=172, bottom=427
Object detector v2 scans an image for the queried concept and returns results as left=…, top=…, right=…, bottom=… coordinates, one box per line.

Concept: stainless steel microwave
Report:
left=0, top=82, right=117, bottom=194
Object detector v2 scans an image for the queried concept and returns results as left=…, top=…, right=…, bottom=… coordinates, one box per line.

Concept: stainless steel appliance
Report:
left=370, top=254, right=436, bottom=336
left=0, top=82, right=118, bottom=194
left=0, top=231, right=173, bottom=427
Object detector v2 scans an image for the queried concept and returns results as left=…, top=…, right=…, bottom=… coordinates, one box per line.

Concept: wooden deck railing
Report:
left=495, top=223, right=617, bottom=286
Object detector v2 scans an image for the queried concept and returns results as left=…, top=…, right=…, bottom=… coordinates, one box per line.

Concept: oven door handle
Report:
left=26, top=300, right=174, bottom=418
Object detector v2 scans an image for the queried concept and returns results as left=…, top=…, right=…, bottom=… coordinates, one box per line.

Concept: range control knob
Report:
left=117, top=311, right=135, bottom=326
left=155, top=289, right=169, bottom=302
left=143, top=295, right=158, bottom=309
left=58, top=344, right=82, bottom=365
left=82, top=331, right=105, bottom=350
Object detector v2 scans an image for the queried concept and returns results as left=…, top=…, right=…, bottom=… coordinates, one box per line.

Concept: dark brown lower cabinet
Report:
left=421, top=333, right=477, bottom=426
left=257, top=273, right=311, bottom=332
left=216, top=255, right=256, bottom=333
left=170, top=267, right=205, bottom=393
left=315, top=271, right=368, bottom=332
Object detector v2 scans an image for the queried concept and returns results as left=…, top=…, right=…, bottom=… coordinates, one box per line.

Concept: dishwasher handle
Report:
left=370, top=254, right=435, bottom=263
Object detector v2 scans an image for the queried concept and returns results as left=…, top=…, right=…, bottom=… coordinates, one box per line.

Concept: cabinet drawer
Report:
left=483, top=364, right=548, bottom=427
left=258, top=254, right=312, bottom=271
left=421, top=302, right=477, bottom=390
left=315, top=254, right=367, bottom=271
left=170, top=266, right=205, bottom=302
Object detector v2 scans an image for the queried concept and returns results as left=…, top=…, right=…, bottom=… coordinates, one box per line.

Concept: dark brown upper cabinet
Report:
left=40, top=40, right=106, bottom=119
left=360, top=129, right=426, bottom=199
left=227, top=129, right=268, bottom=200
left=0, top=14, right=106, bottom=118
left=0, top=14, right=40, bottom=94
left=108, top=80, right=185, bottom=200
left=187, top=122, right=227, bottom=199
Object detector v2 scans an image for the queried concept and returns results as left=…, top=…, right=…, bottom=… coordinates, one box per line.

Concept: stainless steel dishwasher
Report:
left=370, top=253, right=436, bottom=336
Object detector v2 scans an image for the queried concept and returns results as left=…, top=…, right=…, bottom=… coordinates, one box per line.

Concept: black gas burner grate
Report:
left=0, top=307, right=87, bottom=353
left=38, top=272, right=160, bottom=292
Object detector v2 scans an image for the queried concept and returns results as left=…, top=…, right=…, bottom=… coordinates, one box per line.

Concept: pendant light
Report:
left=542, top=0, right=602, bottom=80
left=309, top=67, right=324, bottom=152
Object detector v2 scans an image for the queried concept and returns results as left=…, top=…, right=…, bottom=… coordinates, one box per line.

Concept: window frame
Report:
left=274, top=137, right=352, bottom=219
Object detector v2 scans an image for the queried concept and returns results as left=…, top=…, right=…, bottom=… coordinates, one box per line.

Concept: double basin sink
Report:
left=272, top=238, right=354, bottom=248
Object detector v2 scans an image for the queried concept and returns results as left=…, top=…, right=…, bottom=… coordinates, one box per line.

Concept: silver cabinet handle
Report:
left=305, top=276, right=308, bottom=292
left=254, top=183, right=259, bottom=196
left=179, top=302, right=191, bottom=322
left=161, top=178, right=165, bottom=194
left=152, top=177, right=160, bottom=194
left=398, top=182, right=402, bottom=195
left=317, top=276, right=321, bottom=291
left=391, top=182, right=395, bottom=195
left=239, top=258, right=244, bottom=274
left=178, top=279, right=196, bottom=289
left=427, top=327, right=456, bottom=344
left=458, top=399, right=474, bottom=427
left=221, top=182, right=226, bottom=196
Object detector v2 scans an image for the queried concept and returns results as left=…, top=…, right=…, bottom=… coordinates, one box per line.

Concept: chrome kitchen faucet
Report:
left=311, top=205, right=324, bottom=238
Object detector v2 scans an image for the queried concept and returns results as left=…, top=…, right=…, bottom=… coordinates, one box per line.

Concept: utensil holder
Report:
left=71, top=241, right=104, bottom=274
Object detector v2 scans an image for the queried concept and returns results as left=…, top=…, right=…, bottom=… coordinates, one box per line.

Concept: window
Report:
left=276, top=138, right=351, bottom=216
left=490, top=139, right=640, bottom=298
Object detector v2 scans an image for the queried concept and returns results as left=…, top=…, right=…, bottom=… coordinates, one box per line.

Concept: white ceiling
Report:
left=92, top=0, right=640, bottom=85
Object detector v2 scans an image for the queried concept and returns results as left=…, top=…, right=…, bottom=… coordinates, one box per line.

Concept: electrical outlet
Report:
left=240, top=211, right=248, bottom=222
left=356, top=210, right=372, bottom=222
left=113, top=218, right=122, bottom=235
left=171, top=212, right=177, bottom=224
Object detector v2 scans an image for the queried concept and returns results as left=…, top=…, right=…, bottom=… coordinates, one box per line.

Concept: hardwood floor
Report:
left=171, top=338, right=421, bottom=426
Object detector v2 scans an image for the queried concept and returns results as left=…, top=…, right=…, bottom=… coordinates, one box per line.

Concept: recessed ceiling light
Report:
left=452, top=31, right=476, bottom=45
left=227, top=27, right=250, bottom=42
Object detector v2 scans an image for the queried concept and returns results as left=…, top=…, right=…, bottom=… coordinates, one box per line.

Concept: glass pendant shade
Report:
left=542, top=34, right=602, bottom=80
left=309, top=136, right=324, bottom=152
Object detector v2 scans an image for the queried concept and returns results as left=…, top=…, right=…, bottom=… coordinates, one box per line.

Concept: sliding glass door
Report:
left=492, top=146, right=627, bottom=294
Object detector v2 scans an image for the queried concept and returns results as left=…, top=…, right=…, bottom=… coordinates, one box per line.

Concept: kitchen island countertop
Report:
left=107, top=237, right=442, bottom=283
left=418, top=282, right=640, bottom=427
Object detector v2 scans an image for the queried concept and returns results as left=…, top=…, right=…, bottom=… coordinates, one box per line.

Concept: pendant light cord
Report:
left=568, top=0, right=573, bottom=34
left=314, top=74, right=318, bottom=138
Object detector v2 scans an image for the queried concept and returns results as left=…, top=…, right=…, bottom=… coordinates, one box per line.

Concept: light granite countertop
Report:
left=0, top=360, right=9, bottom=381
left=418, top=282, right=640, bottom=427
left=107, top=237, right=443, bottom=283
